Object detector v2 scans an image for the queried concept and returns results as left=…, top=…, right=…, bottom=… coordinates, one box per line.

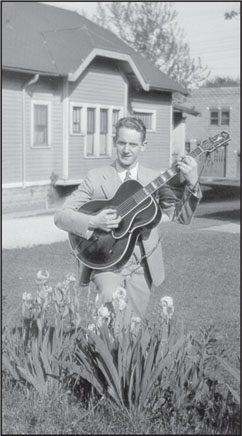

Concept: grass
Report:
left=2, top=212, right=240, bottom=434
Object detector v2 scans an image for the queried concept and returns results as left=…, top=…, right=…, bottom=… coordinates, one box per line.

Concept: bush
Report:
left=2, top=271, right=240, bottom=434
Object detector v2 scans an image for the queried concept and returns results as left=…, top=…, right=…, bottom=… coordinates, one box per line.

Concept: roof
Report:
left=188, top=86, right=240, bottom=98
left=2, top=2, right=187, bottom=95
left=173, top=104, right=200, bottom=116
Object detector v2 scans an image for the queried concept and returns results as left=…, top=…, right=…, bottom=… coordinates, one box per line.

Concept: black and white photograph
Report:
left=2, top=1, right=240, bottom=434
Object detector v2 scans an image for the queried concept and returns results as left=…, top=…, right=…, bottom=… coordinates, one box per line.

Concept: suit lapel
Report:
left=100, top=165, right=121, bottom=198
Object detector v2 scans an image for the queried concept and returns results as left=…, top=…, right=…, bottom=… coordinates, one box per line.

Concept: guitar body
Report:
left=69, top=180, right=161, bottom=270
left=69, top=131, right=231, bottom=270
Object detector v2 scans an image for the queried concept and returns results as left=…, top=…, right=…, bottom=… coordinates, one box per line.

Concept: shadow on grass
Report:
left=201, top=184, right=240, bottom=202
left=198, top=208, right=240, bottom=223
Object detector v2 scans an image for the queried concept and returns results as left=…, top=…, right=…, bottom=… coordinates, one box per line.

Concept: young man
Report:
left=54, top=117, right=201, bottom=319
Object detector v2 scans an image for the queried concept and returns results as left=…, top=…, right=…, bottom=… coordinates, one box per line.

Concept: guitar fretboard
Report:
left=116, top=131, right=230, bottom=219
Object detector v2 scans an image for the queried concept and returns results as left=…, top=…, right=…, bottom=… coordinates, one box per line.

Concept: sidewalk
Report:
left=2, top=212, right=68, bottom=249
left=2, top=182, right=240, bottom=250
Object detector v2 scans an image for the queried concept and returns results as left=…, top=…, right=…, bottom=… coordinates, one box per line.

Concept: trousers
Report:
left=92, top=242, right=152, bottom=319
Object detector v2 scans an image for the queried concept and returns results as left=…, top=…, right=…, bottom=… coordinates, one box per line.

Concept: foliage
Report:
left=203, top=76, right=240, bottom=87
left=2, top=270, right=240, bottom=434
left=2, top=271, right=82, bottom=397
left=60, top=319, right=240, bottom=433
left=225, top=9, right=240, bottom=20
left=92, top=2, right=210, bottom=91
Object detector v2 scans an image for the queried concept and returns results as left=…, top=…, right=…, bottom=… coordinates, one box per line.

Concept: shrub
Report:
left=2, top=271, right=240, bottom=434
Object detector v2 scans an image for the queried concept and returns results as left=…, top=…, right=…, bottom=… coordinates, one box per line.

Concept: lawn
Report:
left=2, top=216, right=240, bottom=434
left=3, top=218, right=240, bottom=363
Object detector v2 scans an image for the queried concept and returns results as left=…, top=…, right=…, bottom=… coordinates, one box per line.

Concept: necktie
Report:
left=124, top=170, right=132, bottom=181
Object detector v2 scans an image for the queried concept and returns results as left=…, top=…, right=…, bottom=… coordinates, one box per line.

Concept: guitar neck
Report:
left=116, top=130, right=231, bottom=219
left=117, top=147, right=203, bottom=219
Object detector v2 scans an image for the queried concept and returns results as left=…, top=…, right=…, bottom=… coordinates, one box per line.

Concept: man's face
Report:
left=115, top=127, right=146, bottom=169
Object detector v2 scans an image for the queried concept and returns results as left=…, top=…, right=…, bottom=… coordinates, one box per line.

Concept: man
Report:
left=54, top=117, right=201, bottom=320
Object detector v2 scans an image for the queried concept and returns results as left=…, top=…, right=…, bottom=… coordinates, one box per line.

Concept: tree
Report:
left=225, top=9, right=240, bottom=20
left=204, top=76, right=240, bottom=87
left=92, top=2, right=210, bottom=92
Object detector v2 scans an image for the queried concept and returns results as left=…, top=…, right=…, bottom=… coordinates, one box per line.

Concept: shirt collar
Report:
left=116, top=162, right=139, bottom=181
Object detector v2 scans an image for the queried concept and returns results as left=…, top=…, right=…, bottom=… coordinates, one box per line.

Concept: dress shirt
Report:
left=116, top=163, right=139, bottom=182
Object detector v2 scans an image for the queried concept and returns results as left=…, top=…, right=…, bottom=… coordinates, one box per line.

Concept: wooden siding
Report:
left=129, top=91, right=172, bottom=171
left=68, top=59, right=126, bottom=179
left=2, top=72, right=64, bottom=185
left=24, top=77, right=63, bottom=182
left=2, top=72, right=23, bottom=183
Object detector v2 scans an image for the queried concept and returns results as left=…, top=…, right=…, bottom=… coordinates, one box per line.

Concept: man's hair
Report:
left=115, top=117, right=146, bottom=142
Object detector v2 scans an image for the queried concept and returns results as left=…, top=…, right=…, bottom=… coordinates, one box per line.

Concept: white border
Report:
left=70, top=102, right=84, bottom=135
left=31, top=100, right=51, bottom=147
left=3, top=180, right=51, bottom=188
left=68, top=48, right=149, bottom=91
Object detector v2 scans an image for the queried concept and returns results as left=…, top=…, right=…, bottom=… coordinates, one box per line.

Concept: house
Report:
left=3, top=2, right=193, bottom=212
left=185, top=86, right=240, bottom=179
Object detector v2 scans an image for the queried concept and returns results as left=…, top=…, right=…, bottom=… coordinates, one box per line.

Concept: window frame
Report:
left=70, top=103, right=123, bottom=158
left=31, top=100, right=51, bottom=148
left=132, top=108, right=157, bottom=132
left=70, top=103, right=84, bottom=135
left=210, top=109, right=219, bottom=126
left=221, top=109, right=230, bottom=126
left=209, top=107, right=231, bottom=126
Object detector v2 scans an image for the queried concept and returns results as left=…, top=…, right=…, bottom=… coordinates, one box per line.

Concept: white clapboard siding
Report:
left=24, top=77, right=63, bottom=182
left=130, top=91, right=172, bottom=170
left=2, top=73, right=23, bottom=183
left=68, top=60, right=126, bottom=179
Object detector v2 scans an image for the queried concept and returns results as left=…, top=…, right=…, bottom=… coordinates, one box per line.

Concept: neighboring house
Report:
left=185, top=86, right=240, bottom=179
left=3, top=2, right=193, bottom=212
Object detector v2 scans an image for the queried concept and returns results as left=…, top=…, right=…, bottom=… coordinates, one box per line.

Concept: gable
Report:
left=3, top=2, right=187, bottom=95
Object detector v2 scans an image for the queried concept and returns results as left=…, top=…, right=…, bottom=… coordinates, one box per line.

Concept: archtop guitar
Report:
left=69, top=131, right=231, bottom=270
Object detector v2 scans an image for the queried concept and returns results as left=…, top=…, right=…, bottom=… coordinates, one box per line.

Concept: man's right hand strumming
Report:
left=88, top=208, right=121, bottom=232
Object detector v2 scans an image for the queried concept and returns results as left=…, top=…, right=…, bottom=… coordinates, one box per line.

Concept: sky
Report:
left=44, top=1, right=240, bottom=80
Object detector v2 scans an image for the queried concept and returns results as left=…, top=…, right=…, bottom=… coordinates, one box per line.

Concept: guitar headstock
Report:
left=200, top=131, right=231, bottom=154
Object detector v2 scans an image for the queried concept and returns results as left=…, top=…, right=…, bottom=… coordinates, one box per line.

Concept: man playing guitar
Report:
left=55, top=117, right=201, bottom=320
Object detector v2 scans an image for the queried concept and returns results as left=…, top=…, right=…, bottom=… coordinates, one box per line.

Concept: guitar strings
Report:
left=115, top=134, right=229, bottom=218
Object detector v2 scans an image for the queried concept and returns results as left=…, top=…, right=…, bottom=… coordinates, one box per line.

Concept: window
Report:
left=86, top=108, right=96, bottom=156
left=72, top=106, right=82, bottom=133
left=221, top=110, right=230, bottom=126
left=100, top=109, right=109, bottom=155
left=70, top=104, right=123, bottom=157
left=210, top=110, right=219, bottom=125
left=112, top=109, right=120, bottom=134
left=209, top=108, right=231, bottom=126
left=132, top=109, right=156, bottom=131
left=32, top=102, right=50, bottom=147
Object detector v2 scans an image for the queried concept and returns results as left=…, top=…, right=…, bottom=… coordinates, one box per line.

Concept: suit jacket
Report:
left=55, top=163, right=202, bottom=287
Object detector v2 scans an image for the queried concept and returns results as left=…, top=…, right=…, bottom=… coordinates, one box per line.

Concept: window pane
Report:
left=87, top=108, right=95, bottom=133
left=34, top=105, right=48, bottom=145
left=86, top=134, right=95, bottom=155
left=100, top=109, right=108, bottom=133
left=221, top=110, right=230, bottom=125
left=210, top=111, right=219, bottom=125
left=100, top=134, right=108, bottom=155
left=133, top=112, right=152, bottom=129
left=112, top=109, right=120, bottom=133
left=73, top=107, right=82, bottom=133
left=86, top=108, right=95, bottom=155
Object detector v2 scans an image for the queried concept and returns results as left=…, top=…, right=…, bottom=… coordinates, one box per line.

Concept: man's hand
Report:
left=177, top=155, right=198, bottom=189
left=88, top=208, right=122, bottom=232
